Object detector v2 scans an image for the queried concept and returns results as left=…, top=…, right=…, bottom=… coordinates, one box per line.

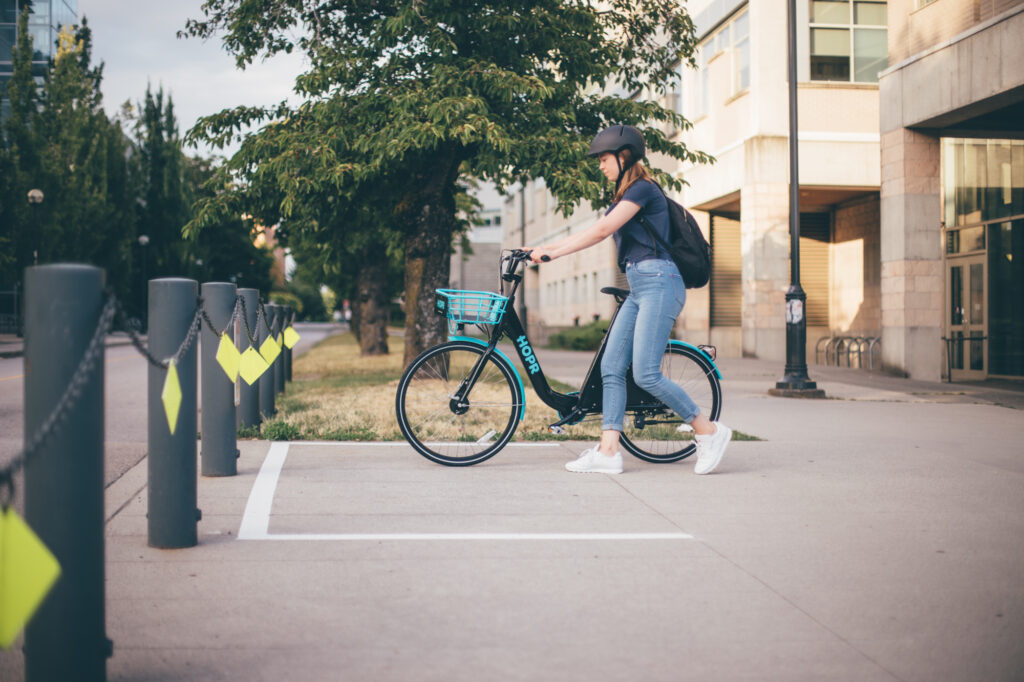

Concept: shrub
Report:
left=546, top=319, right=608, bottom=351
left=261, top=420, right=301, bottom=441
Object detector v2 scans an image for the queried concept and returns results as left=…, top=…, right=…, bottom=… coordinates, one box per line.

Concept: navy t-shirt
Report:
left=607, top=179, right=670, bottom=271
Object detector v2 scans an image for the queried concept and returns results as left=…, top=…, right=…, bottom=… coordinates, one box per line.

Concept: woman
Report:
left=529, top=124, right=731, bottom=475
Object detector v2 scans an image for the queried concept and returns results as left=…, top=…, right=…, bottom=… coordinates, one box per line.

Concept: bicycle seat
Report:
left=600, top=287, right=630, bottom=299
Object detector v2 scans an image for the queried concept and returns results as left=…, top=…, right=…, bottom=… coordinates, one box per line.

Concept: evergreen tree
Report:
left=0, top=8, right=41, bottom=284
left=135, top=85, right=189, bottom=279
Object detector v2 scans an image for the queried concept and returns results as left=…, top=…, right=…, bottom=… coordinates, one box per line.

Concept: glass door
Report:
left=947, top=256, right=986, bottom=380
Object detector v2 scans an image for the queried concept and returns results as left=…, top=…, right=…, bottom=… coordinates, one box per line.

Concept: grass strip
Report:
left=254, top=331, right=760, bottom=442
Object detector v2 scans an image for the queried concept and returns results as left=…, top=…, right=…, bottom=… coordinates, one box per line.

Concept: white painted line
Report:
left=237, top=441, right=289, bottom=540
left=238, top=442, right=694, bottom=542
left=284, top=440, right=555, bottom=448
left=247, top=533, right=694, bottom=541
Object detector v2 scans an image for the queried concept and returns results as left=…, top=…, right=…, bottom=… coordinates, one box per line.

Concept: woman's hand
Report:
left=529, top=247, right=554, bottom=264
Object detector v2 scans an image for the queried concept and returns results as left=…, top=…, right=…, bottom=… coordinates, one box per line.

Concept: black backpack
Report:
left=635, top=184, right=711, bottom=289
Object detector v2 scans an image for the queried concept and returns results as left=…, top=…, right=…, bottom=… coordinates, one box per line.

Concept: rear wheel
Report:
left=620, top=344, right=722, bottom=463
left=396, top=341, right=523, bottom=466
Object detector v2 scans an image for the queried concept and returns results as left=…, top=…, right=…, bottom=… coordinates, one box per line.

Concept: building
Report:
left=1, top=0, right=78, bottom=120
left=878, top=0, right=1023, bottom=381
left=506, top=0, right=886, bottom=358
left=449, top=182, right=505, bottom=293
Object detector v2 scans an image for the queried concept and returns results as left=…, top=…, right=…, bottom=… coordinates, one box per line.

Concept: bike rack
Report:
left=815, top=335, right=881, bottom=370
left=815, top=336, right=833, bottom=365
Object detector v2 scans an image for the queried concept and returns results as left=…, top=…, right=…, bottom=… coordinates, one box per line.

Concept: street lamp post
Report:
left=138, top=235, right=150, bottom=328
left=138, top=234, right=150, bottom=284
left=27, top=188, right=44, bottom=265
left=771, top=0, right=825, bottom=398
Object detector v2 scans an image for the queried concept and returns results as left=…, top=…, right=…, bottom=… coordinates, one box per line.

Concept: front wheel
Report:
left=396, top=341, right=523, bottom=466
left=620, top=344, right=722, bottom=463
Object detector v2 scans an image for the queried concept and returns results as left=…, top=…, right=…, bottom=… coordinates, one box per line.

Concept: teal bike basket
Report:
left=435, top=289, right=509, bottom=332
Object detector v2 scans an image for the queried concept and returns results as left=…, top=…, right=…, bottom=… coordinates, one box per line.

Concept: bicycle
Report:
left=395, top=250, right=723, bottom=466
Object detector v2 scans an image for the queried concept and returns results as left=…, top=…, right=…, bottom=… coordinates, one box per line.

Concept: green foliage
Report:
left=0, top=12, right=274, bottom=324
left=261, top=420, right=301, bottom=441
left=237, top=424, right=260, bottom=439
left=547, top=319, right=609, bottom=351
left=181, top=0, right=712, bottom=360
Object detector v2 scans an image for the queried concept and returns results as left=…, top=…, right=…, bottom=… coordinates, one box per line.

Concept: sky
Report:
left=81, top=0, right=504, bottom=208
left=83, top=0, right=306, bottom=158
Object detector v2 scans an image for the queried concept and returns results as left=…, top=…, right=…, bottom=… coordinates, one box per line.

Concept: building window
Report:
left=943, top=139, right=1024, bottom=227
left=693, top=44, right=709, bottom=119
left=733, top=11, right=750, bottom=93
left=810, top=0, right=887, bottom=83
left=690, top=8, right=751, bottom=118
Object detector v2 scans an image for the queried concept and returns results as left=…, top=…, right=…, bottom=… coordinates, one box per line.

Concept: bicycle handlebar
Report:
left=508, top=249, right=549, bottom=262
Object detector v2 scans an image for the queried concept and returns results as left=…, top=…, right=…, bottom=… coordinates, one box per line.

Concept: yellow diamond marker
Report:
left=0, top=507, right=61, bottom=649
left=283, top=326, right=301, bottom=349
left=259, top=335, right=281, bottom=366
left=161, top=360, right=183, bottom=435
left=239, top=346, right=269, bottom=385
left=215, top=333, right=241, bottom=382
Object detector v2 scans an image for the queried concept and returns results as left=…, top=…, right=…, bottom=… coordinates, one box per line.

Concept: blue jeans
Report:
left=601, top=259, right=700, bottom=431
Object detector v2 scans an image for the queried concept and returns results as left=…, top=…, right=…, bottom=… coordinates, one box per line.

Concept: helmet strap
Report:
left=613, top=152, right=636, bottom=192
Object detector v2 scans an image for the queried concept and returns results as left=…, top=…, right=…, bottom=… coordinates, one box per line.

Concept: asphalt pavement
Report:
left=1, top=336, right=1023, bottom=681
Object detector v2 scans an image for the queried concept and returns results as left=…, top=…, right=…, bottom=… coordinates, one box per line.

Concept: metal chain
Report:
left=258, top=302, right=275, bottom=335
left=1, top=291, right=261, bottom=508
left=200, top=296, right=241, bottom=338
left=235, top=296, right=257, bottom=347
left=171, top=307, right=203, bottom=366
left=114, top=299, right=170, bottom=370
left=0, top=296, right=116, bottom=507
left=112, top=297, right=202, bottom=369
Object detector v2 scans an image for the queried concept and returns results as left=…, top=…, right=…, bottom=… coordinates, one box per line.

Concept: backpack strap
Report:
left=633, top=183, right=672, bottom=258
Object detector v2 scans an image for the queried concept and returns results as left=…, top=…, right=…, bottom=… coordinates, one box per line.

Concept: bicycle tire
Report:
left=620, top=343, right=722, bottom=463
left=396, top=341, right=523, bottom=466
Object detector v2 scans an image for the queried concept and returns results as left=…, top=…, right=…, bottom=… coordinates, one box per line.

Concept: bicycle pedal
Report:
left=548, top=425, right=566, bottom=435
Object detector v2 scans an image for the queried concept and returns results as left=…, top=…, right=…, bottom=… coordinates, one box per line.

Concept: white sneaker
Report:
left=694, top=423, right=732, bottom=475
left=566, top=447, right=623, bottom=474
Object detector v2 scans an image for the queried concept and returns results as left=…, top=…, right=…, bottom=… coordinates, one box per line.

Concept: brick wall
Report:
left=890, top=0, right=1024, bottom=64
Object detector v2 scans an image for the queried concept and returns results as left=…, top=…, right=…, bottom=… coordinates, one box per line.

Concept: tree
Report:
left=183, top=0, right=711, bottom=364
left=35, top=22, right=136, bottom=284
left=134, top=85, right=189, bottom=280
left=0, top=8, right=42, bottom=284
left=183, top=155, right=275, bottom=295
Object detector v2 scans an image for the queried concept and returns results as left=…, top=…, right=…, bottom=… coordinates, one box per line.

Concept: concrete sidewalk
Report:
left=2, top=356, right=1023, bottom=681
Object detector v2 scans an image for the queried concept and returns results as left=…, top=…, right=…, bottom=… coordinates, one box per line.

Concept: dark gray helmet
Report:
left=587, top=124, right=646, bottom=160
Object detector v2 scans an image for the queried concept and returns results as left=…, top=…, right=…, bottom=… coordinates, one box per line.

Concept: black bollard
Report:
left=24, top=264, right=111, bottom=682
left=258, top=301, right=276, bottom=419
left=237, top=288, right=260, bottom=430
left=147, top=278, right=200, bottom=549
left=200, top=282, right=237, bottom=477
left=284, top=307, right=294, bottom=383
left=271, top=304, right=285, bottom=396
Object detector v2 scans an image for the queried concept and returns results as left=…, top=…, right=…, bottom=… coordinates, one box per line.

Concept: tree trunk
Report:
left=401, top=148, right=462, bottom=366
left=355, top=252, right=390, bottom=356
left=403, top=224, right=452, bottom=365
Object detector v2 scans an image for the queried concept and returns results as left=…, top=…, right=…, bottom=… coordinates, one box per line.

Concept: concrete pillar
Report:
left=879, top=69, right=944, bottom=380
left=740, top=136, right=792, bottom=363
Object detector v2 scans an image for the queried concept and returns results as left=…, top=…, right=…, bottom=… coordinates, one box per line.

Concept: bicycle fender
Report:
left=450, top=336, right=526, bottom=421
left=669, top=340, right=723, bottom=380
